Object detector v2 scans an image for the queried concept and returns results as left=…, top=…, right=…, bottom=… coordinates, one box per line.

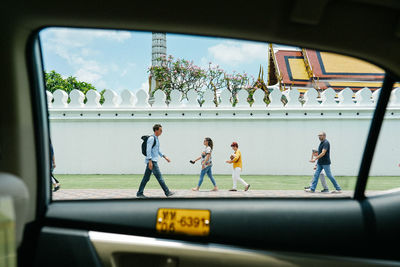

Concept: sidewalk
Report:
left=52, top=189, right=369, bottom=200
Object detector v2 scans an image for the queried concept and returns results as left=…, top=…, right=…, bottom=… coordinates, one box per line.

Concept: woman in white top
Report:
left=191, top=137, right=218, bottom=191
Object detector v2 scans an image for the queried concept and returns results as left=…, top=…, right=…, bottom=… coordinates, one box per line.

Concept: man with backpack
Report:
left=137, top=124, right=175, bottom=198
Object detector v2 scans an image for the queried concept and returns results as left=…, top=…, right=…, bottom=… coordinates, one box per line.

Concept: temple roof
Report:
left=269, top=47, right=399, bottom=92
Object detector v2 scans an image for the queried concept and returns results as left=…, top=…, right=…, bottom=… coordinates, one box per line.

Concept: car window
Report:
left=39, top=27, right=389, bottom=201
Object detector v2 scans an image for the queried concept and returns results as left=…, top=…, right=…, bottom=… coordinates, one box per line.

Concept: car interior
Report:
left=1, top=0, right=400, bottom=266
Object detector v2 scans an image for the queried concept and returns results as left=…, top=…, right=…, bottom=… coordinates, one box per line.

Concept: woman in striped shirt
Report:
left=191, top=137, right=218, bottom=191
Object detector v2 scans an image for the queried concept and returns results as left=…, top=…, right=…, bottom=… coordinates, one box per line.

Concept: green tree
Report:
left=44, top=70, right=105, bottom=104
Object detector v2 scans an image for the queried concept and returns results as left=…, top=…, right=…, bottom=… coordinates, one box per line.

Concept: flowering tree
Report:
left=204, top=63, right=225, bottom=105
left=225, top=72, right=254, bottom=106
left=149, top=55, right=264, bottom=106
left=149, top=55, right=206, bottom=100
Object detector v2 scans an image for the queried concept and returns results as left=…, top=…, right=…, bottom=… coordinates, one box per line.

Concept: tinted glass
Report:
left=39, top=27, right=385, bottom=201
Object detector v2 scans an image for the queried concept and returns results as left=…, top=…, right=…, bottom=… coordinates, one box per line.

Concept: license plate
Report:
left=156, top=208, right=210, bottom=236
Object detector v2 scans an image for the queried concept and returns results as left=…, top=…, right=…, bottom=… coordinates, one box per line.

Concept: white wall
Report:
left=48, top=87, right=400, bottom=176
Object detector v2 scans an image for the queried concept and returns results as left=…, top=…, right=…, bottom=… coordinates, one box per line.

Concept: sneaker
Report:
left=320, top=189, right=329, bottom=193
left=245, top=184, right=250, bottom=191
left=331, top=190, right=342, bottom=193
left=304, top=186, right=310, bottom=189
left=304, top=188, right=315, bottom=193
left=53, top=185, right=60, bottom=192
left=136, top=194, right=148, bottom=198
left=166, top=191, right=175, bottom=197
left=229, top=189, right=237, bottom=191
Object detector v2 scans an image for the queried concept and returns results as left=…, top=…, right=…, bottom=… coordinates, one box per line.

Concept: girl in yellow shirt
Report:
left=226, top=142, right=250, bottom=191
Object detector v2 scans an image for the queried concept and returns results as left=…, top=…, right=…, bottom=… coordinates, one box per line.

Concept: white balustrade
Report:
left=389, top=88, right=400, bottom=107
left=86, top=90, right=101, bottom=108
left=135, top=89, right=150, bottom=108
left=52, top=89, right=68, bottom=108
left=152, top=90, right=167, bottom=108
left=355, top=87, right=373, bottom=106
left=202, top=90, right=215, bottom=108
left=120, top=89, right=136, bottom=108
left=45, top=87, right=392, bottom=110
left=169, top=90, right=183, bottom=108
left=236, top=89, right=250, bottom=108
left=303, top=88, right=319, bottom=107
left=46, top=91, right=53, bottom=108
left=321, top=88, right=337, bottom=107
left=219, top=89, right=231, bottom=108
left=252, top=89, right=266, bottom=108
left=186, top=90, right=199, bottom=108
left=103, top=89, right=119, bottom=108
left=372, top=89, right=381, bottom=104
left=285, top=89, right=301, bottom=108
left=338, top=87, right=354, bottom=106
left=268, top=88, right=283, bottom=107
left=69, top=89, right=85, bottom=108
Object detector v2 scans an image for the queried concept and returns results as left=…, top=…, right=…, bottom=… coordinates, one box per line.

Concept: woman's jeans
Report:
left=198, top=165, right=217, bottom=187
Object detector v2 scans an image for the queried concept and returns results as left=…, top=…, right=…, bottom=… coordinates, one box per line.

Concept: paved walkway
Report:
left=51, top=189, right=384, bottom=200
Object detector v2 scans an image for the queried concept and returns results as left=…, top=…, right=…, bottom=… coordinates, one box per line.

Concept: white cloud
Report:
left=208, top=41, right=267, bottom=66
left=89, top=30, right=132, bottom=42
left=41, top=27, right=133, bottom=90
left=75, top=68, right=102, bottom=84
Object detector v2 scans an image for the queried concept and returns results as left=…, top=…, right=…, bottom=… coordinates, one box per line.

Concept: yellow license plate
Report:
left=156, top=208, right=210, bottom=236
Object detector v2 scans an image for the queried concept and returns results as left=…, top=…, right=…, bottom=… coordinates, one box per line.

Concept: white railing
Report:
left=46, top=87, right=400, bottom=110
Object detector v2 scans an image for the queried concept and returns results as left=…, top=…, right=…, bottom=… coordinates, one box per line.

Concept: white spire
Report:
left=152, top=32, right=166, bottom=66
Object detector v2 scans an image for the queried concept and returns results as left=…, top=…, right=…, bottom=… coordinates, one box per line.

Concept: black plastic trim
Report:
left=34, top=227, right=102, bottom=267
left=354, top=73, right=396, bottom=200
left=27, top=30, right=51, bottom=218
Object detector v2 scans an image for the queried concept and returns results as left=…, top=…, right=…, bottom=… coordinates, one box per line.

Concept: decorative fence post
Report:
left=69, top=89, right=85, bottom=108
left=135, top=89, right=150, bottom=108
left=338, top=87, right=354, bottom=106
left=372, top=89, right=380, bottom=104
left=268, top=88, right=283, bottom=107
left=185, top=90, right=199, bottom=108
left=236, top=89, right=250, bottom=108
left=86, top=90, right=101, bottom=108
left=219, top=89, right=231, bottom=108
left=285, top=89, right=301, bottom=108
left=355, top=87, right=373, bottom=106
left=169, top=90, right=183, bottom=108
left=202, top=90, right=215, bottom=108
left=46, top=91, right=53, bottom=108
left=389, top=87, right=400, bottom=107
left=303, top=88, right=319, bottom=107
left=120, top=89, right=136, bottom=108
left=252, top=89, right=266, bottom=108
left=102, top=89, right=119, bottom=108
left=321, top=88, right=337, bottom=107
left=53, top=89, right=68, bottom=108
left=152, top=90, right=167, bottom=108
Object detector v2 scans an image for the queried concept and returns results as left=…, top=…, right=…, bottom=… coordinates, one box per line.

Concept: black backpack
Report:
left=141, top=135, right=156, bottom=156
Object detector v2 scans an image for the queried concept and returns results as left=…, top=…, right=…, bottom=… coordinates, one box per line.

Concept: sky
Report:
left=39, top=27, right=273, bottom=94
